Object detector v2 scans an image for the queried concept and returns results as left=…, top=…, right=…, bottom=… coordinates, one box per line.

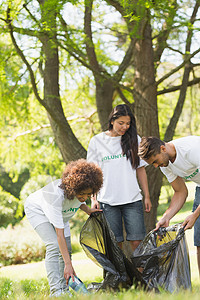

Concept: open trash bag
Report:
left=131, top=223, right=191, bottom=292
left=80, top=212, right=146, bottom=291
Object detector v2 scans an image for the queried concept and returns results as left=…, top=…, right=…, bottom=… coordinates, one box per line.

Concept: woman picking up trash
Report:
left=24, top=159, right=103, bottom=297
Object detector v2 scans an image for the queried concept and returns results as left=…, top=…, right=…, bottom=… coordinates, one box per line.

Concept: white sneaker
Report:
left=49, top=289, right=62, bottom=298
left=62, top=289, right=72, bottom=297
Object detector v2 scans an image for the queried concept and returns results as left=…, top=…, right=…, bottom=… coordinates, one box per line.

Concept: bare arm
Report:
left=155, top=176, right=188, bottom=230
left=55, top=227, right=76, bottom=284
left=80, top=203, right=102, bottom=214
left=182, top=205, right=200, bottom=230
left=136, top=166, right=152, bottom=212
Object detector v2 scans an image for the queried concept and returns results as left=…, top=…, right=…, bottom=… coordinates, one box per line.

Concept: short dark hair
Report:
left=138, top=136, right=165, bottom=160
left=60, top=159, right=103, bottom=199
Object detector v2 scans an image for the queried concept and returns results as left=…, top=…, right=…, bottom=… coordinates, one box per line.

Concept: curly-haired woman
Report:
left=87, top=104, right=152, bottom=252
left=24, top=159, right=103, bottom=297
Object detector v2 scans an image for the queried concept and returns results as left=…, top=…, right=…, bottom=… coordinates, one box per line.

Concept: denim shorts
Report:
left=192, top=186, right=200, bottom=246
left=100, top=201, right=146, bottom=243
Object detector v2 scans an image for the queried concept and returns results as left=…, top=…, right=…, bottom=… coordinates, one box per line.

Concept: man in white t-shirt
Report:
left=138, top=136, right=200, bottom=276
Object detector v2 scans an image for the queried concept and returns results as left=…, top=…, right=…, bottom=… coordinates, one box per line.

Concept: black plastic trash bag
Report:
left=80, top=212, right=146, bottom=291
left=131, top=223, right=191, bottom=293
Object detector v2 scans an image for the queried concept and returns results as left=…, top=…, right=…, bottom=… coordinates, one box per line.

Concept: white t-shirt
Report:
left=160, top=136, right=200, bottom=187
left=87, top=132, right=146, bottom=205
left=24, top=179, right=83, bottom=237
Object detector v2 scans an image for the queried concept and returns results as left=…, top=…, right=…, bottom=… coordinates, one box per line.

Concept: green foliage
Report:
left=0, top=189, right=21, bottom=228
left=0, top=277, right=49, bottom=299
left=20, top=278, right=49, bottom=297
left=0, top=167, right=30, bottom=198
left=71, top=234, right=82, bottom=253
left=0, top=277, right=200, bottom=300
left=158, top=84, right=200, bottom=140
left=175, top=85, right=200, bottom=137
left=0, top=35, right=31, bottom=123
left=0, top=219, right=46, bottom=266
left=70, top=209, right=89, bottom=236
left=0, top=278, right=14, bottom=299
left=0, top=0, right=200, bottom=236
left=0, top=92, right=64, bottom=179
left=0, top=216, right=83, bottom=267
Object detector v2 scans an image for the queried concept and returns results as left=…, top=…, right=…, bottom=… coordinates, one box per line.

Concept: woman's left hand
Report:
left=80, top=203, right=102, bottom=215
left=87, top=207, right=102, bottom=215
left=144, top=197, right=152, bottom=212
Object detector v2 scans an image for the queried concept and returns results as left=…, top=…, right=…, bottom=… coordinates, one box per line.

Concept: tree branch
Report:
left=23, top=3, right=42, bottom=29
left=157, top=77, right=200, bottom=95
left=153, top=1, right=178, bottom=63
left=166, top=45, right=184, bottom=55
left=84, top=0, right=101, bottom=74
left=104, top=0, right=124, bottom=15
left=114, top=38, right=135, bottom=82
left=164, top=1, right=200, bottom=142
left=156, top=47, right=200, bottom=86
left=6, top=7, right=44, bottom=107
left=14, top=124, right=51, bottom=140
left=116, top=87, right=131, bottom=105
left=58, top=14, right=88, bottom=61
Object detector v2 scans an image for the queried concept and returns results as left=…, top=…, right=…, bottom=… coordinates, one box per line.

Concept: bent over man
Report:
left=138, top=135, right=200, bottom=276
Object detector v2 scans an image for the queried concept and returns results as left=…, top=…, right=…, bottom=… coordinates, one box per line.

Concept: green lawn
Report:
left=0, top=251, right=103, bottom=282
left=0, top=181, right=199, bottom=299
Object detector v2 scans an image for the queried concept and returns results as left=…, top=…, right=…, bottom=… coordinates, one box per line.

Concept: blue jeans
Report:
left=35, top=222, right=72, bottom=295
left=100, top=201, right=146, bottom=243
left=192, top=186, right=200, bottom=246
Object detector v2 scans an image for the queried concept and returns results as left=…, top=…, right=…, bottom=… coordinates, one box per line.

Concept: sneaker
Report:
left=49, top=289, right=62, bottom=298
left=62, top=288, right=72, bottom=297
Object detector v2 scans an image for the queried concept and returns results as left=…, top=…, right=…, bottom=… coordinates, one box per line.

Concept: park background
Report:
left=1, top=0, right=200, bottom=299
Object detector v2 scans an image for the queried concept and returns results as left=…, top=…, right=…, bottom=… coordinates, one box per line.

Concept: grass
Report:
left=0, top=181, right=199, bottom=299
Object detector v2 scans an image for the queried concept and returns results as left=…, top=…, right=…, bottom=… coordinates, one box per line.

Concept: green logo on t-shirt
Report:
left=184, top=168, right=199, bottom=180
left=102, top=153, right=125, bottom=162
left=62, top=207, right=79, bottom=213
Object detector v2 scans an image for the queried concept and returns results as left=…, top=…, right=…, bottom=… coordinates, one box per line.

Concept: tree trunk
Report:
left=95, top=79, right=114, bottom=131
left=42, top=46, right=86, bottom=162
left=144, top=166, right=163, bottom=231
left=133, top=20, right=161, bottom=232
left=40, top=2, right=86, bottom=163
left=48, top=115, right=86, bottom=162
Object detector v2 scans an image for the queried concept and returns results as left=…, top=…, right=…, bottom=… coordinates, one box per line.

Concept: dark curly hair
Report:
left=59, top=159, right=103, bottom=200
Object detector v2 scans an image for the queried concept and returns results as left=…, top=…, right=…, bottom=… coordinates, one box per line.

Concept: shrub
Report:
left=0, top=278, right=14, bottom=298
left=0, top=189, right=21, bottom=227
left=0, top=217, right=83, bottom=266
left=20, top=278, right=49, bottom=296
left=0, top=219, right=45, bottom=266
left=0, top=278, right=49, bottom=299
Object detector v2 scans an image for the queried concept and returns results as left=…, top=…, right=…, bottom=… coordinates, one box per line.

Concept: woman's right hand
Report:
left=64, top=262, right=76, bottom=285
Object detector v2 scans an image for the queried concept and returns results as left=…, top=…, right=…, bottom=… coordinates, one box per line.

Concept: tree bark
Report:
left=42, top=36, right=86, bottom=161
left=38, top=1, right=87, bottom=162
left=95, top=79, right=114, bottom=130
left=133, top=19, right=161, bottom=232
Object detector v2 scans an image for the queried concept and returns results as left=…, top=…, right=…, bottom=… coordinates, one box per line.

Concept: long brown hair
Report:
left=108, top=104, right=139, bottom=168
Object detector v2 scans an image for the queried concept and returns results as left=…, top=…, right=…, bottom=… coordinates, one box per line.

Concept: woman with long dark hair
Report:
left=87, top=104, right=151, bottom=251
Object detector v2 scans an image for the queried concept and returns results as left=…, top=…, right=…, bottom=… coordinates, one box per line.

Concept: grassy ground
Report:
left=0, top=181, right=199, bottom=299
